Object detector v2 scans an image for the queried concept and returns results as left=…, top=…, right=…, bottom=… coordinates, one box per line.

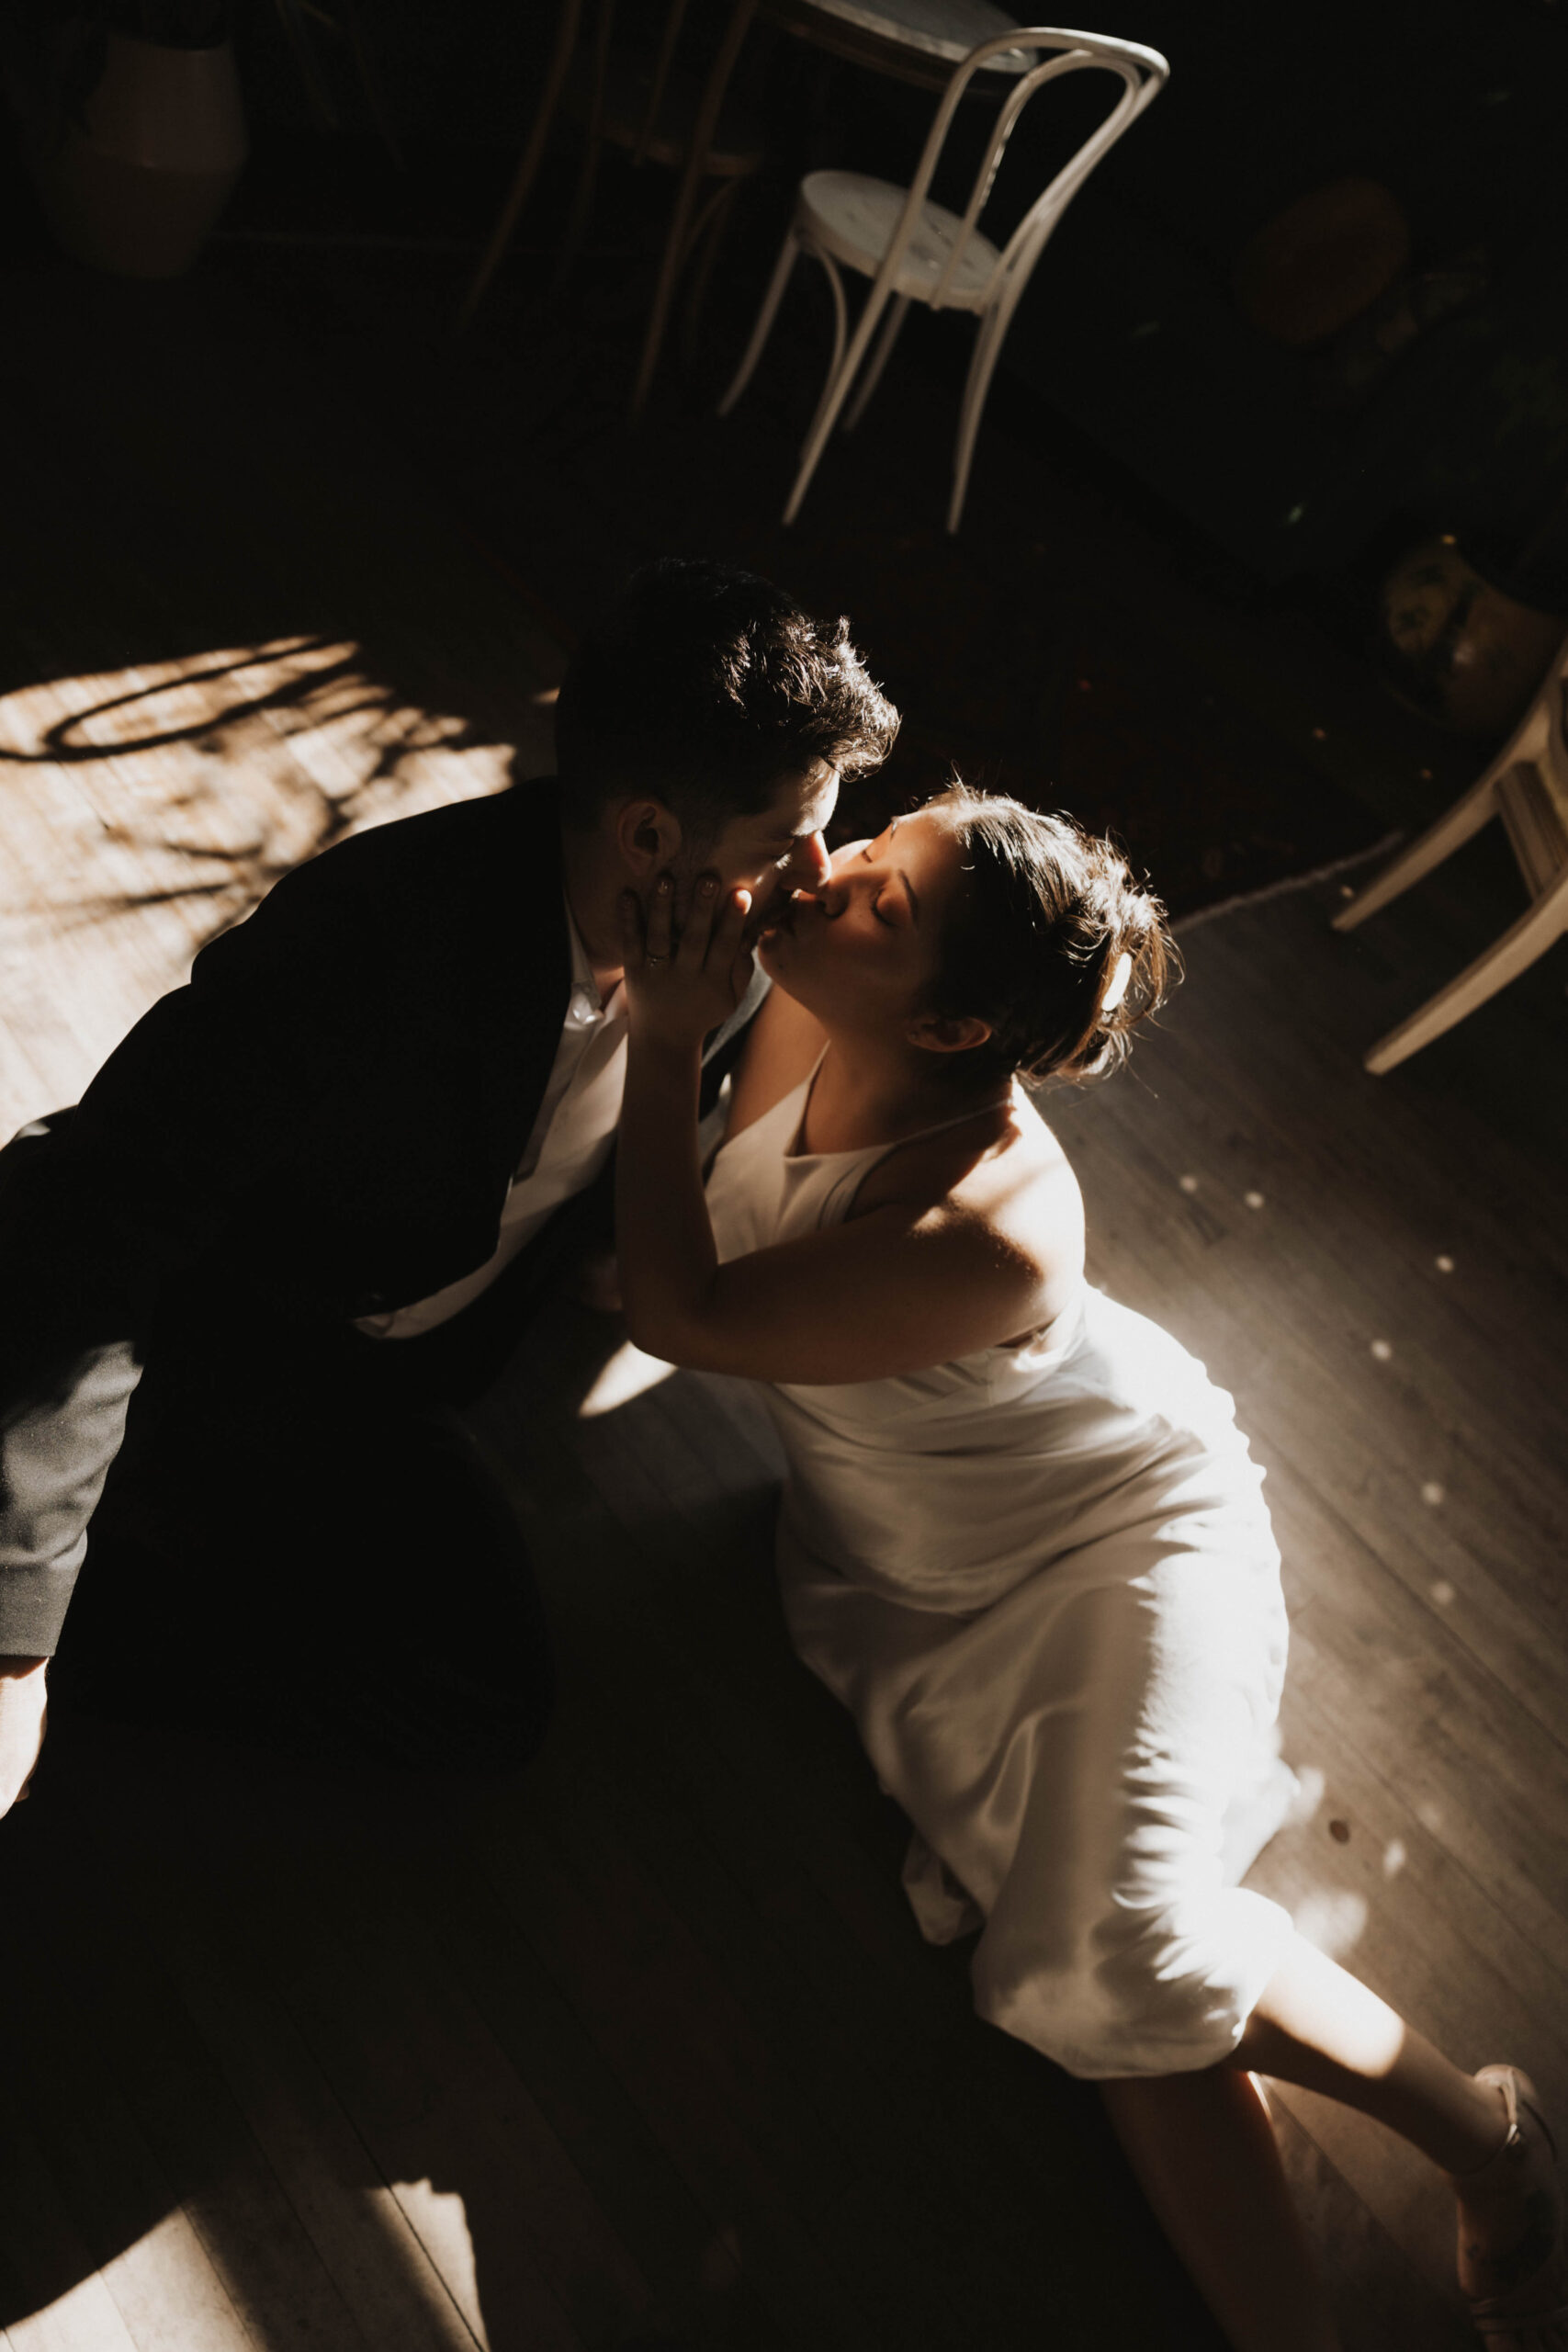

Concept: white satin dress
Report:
left=705, top=1066, right=1300, bottom=2079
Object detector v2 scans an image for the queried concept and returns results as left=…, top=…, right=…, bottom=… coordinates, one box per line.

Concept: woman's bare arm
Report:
left=615, top=877, right=1068, bottom=1385
left=620, top=1127, right=1063, bottom=1382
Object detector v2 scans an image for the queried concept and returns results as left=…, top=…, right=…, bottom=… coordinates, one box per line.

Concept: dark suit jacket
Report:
left=0, top=778, right=763, bottom=1654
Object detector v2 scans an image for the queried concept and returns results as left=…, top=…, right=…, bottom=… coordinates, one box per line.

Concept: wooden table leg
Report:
left=629, top=0, right=757, bottom=419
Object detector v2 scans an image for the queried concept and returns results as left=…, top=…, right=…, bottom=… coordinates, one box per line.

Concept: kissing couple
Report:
left=0, top=560, right=1561, bottom=2352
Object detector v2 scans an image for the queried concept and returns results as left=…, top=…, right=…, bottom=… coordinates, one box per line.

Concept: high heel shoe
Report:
left=1457, top=2066, right=1568, bottom=2347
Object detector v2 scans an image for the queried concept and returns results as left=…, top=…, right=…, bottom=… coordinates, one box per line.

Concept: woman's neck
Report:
left=802, top=1031, right=1003, bottom=1155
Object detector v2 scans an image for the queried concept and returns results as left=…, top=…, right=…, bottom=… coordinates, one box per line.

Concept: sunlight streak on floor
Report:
left=17, top=2204, right=253, bottom=2352
left=392, top=2181, right=489, bottom=2352
left=578, top=1339, right=679, bottom=1417
left=0, top=640, right=536, bottom=1134
left=1292, top=1885, right=1371, bottom=1959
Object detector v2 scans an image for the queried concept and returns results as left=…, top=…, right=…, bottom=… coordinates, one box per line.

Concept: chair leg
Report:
left=555, top=0, right=614, bottom=288
left=800, top=248, right=849, bottom=447
left=455, top=0, right=583, bottom=330
left=784, top=269, right=893, bottom=527
left=682, top=178, right=741, bottom=359
left=841, top=293, right=910, bottom=433
left=1362, top=867, right=1568, bottom=1073
left=947, top=300, right=1010, bottom=533
left=1333, top=738, right=1546, bottom=933
left=632, top=0, right=757, bottom=418
left=717, top=220, right=799, bottom=415
left=556, top=127, right=606, bottom=287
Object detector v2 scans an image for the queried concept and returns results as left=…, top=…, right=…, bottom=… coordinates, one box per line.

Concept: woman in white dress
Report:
left=612, top=782, right=1564, bottom=2352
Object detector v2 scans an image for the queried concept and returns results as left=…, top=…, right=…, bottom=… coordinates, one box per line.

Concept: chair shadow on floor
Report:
left=0, top=618, right=560, bottom=1137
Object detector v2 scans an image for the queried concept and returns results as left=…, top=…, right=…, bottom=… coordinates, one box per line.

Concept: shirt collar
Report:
left=563, top=893, right=625, bottom=1028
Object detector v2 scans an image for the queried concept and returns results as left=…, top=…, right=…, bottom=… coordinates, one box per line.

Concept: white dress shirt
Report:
left=356, top=899, right=627, bottom=1340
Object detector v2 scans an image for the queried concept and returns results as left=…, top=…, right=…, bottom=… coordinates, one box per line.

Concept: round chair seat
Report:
left=768, top=0, right=1037, bottom=81
left=799, top=169, right=999, bottom=306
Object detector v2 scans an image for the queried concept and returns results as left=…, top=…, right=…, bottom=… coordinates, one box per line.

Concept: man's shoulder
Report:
left=305, top=775, right=555, bottom=895
left=231, top=776, right=559, bottom=944
left=194, top=776, right=565, bottom=1003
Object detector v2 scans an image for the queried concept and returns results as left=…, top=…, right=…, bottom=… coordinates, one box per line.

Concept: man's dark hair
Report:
left=553, top=558, right=899, bottom=837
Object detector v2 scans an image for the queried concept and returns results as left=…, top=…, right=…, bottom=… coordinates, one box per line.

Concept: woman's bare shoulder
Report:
left=853, top=1091, right=1085, bottom=1298
left=726, top=982, right=827, bottom=1138
left=852, top=1086, right=1072, bottom=1205
left=965, top=1105, right=1085, bottom=1271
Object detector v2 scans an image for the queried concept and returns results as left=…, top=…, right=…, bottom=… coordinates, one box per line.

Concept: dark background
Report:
left=7, top=0, right=1568, bottom=910
left=221, top=0, right=1568, bottom=588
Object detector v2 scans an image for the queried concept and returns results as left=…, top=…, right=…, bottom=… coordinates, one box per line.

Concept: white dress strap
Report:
left=712, top=1058, right=1011, bottom=1252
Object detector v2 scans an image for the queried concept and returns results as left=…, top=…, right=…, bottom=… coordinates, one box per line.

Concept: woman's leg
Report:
left=1100, top=2064, right=1343, bottom=2352
left=1102, top=1929, right=1562, bottom=2352
left=1235, top=1933, right=1562, bottom=2324
left=1234, top=1930, right=1510, bottom=2170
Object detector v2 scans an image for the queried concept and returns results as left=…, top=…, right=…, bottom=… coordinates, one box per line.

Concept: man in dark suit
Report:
left=0, top=558, right=898, bottom=1810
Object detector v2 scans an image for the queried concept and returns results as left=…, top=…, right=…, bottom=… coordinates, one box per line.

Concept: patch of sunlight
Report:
left=391, top=2180, right=488, bottom=2351
left=97, top=2205, right=253, bottom=2350
left=579, top=1339, right=679, bottom=1417
left=0, top=639, right=547, bottom=1136
left=17, top=2204, right=252, bottom=2350
left=1292, top=1886, right=1371, bottom=1959
left=18, top=2268, right=141, bottom=2348
left=17, top=2167, right=491, bottom=2348
left=1287, top=1762, right=1326, bottom=1824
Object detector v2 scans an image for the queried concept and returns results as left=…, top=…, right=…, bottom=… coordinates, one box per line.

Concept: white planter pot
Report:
left=27, top=31, right=248, bottom=279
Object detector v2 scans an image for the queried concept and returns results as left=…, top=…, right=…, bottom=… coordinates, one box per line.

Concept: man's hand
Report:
left=0, top=1656, right=48, bottom=1815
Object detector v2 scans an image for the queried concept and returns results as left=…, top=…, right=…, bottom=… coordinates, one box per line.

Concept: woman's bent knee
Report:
left=972, top=1883, right=1296, bottom=2080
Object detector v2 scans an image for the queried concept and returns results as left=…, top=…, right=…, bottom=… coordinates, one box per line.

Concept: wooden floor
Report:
left=0, top=638, right=559, bottom=1136
left=0, top=246, right=562, bottom=1136
left=3, top=783, right=1566, bottom=2349
left=2, top=212, right=1566, bottom=2352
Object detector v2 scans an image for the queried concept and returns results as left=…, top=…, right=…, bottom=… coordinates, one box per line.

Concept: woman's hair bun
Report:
left=923, top=782, right=1179, bottom=1087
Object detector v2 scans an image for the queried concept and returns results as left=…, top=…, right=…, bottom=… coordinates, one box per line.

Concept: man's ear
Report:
left=613, top=797, right=683, bottom=881
left=907, top=1012, right=994, bottom=1057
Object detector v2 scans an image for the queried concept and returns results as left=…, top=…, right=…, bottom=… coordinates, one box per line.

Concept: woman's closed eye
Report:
left=862, top=841, right=896, bottom=925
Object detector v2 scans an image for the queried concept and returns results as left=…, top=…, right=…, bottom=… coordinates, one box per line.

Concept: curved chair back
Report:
left=721, top=18, right=1170, bottom=532
left=886, top=27, right=1168, bottom=318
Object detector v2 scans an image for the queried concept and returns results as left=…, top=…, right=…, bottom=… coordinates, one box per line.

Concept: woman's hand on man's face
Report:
left=619, top=871, right=754, bottom=1050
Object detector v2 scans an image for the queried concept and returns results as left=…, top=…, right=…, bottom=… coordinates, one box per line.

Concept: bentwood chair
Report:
left=457, top=0, right=768, bottom=334
left=718, top=23, right=1168, bottom=531
left=1334, top=630, right=1568, bottom=1072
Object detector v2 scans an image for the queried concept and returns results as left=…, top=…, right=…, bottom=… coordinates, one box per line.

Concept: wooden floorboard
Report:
left=4, top=870, right=1564, bottom=2350
left=3, top=229, right=1565, bottom=2352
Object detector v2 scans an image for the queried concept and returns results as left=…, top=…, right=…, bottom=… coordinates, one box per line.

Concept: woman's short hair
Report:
left=554, top=558, right=899, bottom=838
left=924, top=783, right=1179, bottom=1086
